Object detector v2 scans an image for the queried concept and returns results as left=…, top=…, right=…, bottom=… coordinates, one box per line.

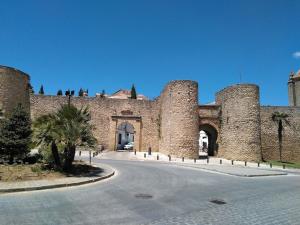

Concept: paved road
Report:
left=1, top=159, right=300, bottom=225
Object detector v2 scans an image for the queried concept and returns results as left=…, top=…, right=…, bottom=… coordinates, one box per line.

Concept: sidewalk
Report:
left=96, top=151, right=297, bottom=177
left=0, top=163, right=115, bottom=193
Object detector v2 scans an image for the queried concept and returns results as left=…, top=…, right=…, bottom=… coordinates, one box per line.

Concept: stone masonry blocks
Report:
left=159, top=80, right=199, bottom=158
left=0, top=66, right=30, bottom=116
left=216, top=84, right=262, bottom=161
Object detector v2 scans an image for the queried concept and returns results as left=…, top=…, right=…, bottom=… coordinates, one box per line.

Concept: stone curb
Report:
left=155, top=161, right=288, bottom=177
left=104, top=156, right=289, bottom=177
left=175, top=164, right=288, bottom=177
left=0, top=164, right=115, bottom=193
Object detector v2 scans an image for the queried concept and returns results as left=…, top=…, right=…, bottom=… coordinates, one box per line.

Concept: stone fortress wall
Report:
left=0, top=66, right=30, bottom=116
left=30, top=95, right=160, bottom=152
left=1, top=65, right=300, bottom=162
left=260, top=106, right=300, bottom=162
left=31, top=80, right=200, bottom=158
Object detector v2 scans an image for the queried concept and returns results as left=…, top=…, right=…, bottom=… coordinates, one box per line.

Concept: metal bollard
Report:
left=168, top=155, right=171, bottom=161
left=258, top=162, right=260, bottom=167
left=220, top=159, right=222, bottom=164
left=283, top=164, right=286, bottom=169
left=157, top=155, right=159, bottom=160
left=245, top=161, right=247, bottom=166
left=144, top=153, right=146, bottom=158
left=182, top=157, right=184, bottom=162
left=207, top=157, right=209, bottom=164
left=79, top=151, right=81, bottom=156
left=194, top=158, right=196, bottom=163
left=134, top=150, right=136, bottom=155
left=89, top=151, right=91, bottom=165
left=270, top=163, right=272, bottom=168
left=231, top=160, right=234, bottom=165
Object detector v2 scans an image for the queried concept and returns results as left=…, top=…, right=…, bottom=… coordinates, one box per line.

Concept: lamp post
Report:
left=65, top=89, right=75, bottom=106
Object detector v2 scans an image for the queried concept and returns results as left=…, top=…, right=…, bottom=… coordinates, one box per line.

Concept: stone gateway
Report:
left=1, top=65, right=300, bottom=162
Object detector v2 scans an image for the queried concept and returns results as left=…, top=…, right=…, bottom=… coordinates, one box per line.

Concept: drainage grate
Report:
left=210, top=199, right=226, bottom=205
left=134, top=193, right=153, bottom=199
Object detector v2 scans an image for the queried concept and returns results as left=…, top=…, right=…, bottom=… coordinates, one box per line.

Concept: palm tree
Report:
left=272, top=111, right=289, bottom=162
left=33, top=114, right=62, bottom=168
left=33, top=104, right=97, bottom=170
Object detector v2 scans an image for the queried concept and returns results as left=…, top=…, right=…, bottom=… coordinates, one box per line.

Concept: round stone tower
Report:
left=0, top=65, right=30, bottom=117
left=159, top=80, right=199, bottom=158
left=216, top=84, right=262, bottom=161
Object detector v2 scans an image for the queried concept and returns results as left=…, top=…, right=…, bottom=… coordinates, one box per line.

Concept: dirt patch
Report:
left=0, top=161, right=101, bottom=182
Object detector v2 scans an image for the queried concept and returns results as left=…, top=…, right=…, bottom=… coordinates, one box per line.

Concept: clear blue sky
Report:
left=0, top=0, right=299, bottom=105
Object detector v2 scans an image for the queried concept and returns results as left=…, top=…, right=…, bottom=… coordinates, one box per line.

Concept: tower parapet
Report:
left=0, top=66, right=30, bottom=116
left=288, top=70, right=300, bottom=106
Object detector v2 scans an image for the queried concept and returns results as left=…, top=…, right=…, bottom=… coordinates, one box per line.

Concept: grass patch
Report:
left=266, top=160, right=300, bottom=169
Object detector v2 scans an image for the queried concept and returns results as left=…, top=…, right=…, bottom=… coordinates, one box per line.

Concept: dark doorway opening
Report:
left=199, top=124, right=218, bottom=156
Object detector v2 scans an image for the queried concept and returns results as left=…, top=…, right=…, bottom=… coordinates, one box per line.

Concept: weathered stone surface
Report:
left=260, top=106, right=300, bottom=162
left=216, top=84, right=262, bottom=161
left=0, top=66, right=30, bottom=116
left=30, top=95, right=160, bottom=152
left=159, top=80, right=199, bottom=158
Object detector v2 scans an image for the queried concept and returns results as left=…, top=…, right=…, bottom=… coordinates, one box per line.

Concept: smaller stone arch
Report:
left=109, top=115, right=142, bottom=151
left=199, top=123, right=219, bottom=156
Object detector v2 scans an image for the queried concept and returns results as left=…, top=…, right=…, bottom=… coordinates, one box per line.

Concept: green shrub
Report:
left=0, top=104, right=32, bottom=163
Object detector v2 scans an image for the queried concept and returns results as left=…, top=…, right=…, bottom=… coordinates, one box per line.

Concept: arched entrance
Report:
left=199, top=124, right=218, bottom=156
left=116, top=122, right=135, bottom=150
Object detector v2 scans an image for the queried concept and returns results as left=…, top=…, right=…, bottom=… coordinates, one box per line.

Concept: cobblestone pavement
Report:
left=1, top=158, right=300, bottom=225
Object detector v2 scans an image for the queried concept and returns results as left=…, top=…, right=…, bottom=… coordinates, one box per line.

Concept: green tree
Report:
left=57, top=90, right=63, bottom=96
left=78, top=88, right=84, bottom=97
left=272, top=111, right=289, bottom=162
left=39, top=85, right=44, bottom=95
left=33, top=114, right=62, bottom=168
left=65, top=89, right=70, bottom=96
left=100, top=89, right=105, bottom=98
left=0, top=104, right=32, bottom=163
left=130, top=84, right=137, bottom=99
left=33, top=104, right=97, bottom=170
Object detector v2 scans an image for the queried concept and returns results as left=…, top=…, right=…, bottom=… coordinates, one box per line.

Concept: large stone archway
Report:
left=109, top=115, right=142, bottom=151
